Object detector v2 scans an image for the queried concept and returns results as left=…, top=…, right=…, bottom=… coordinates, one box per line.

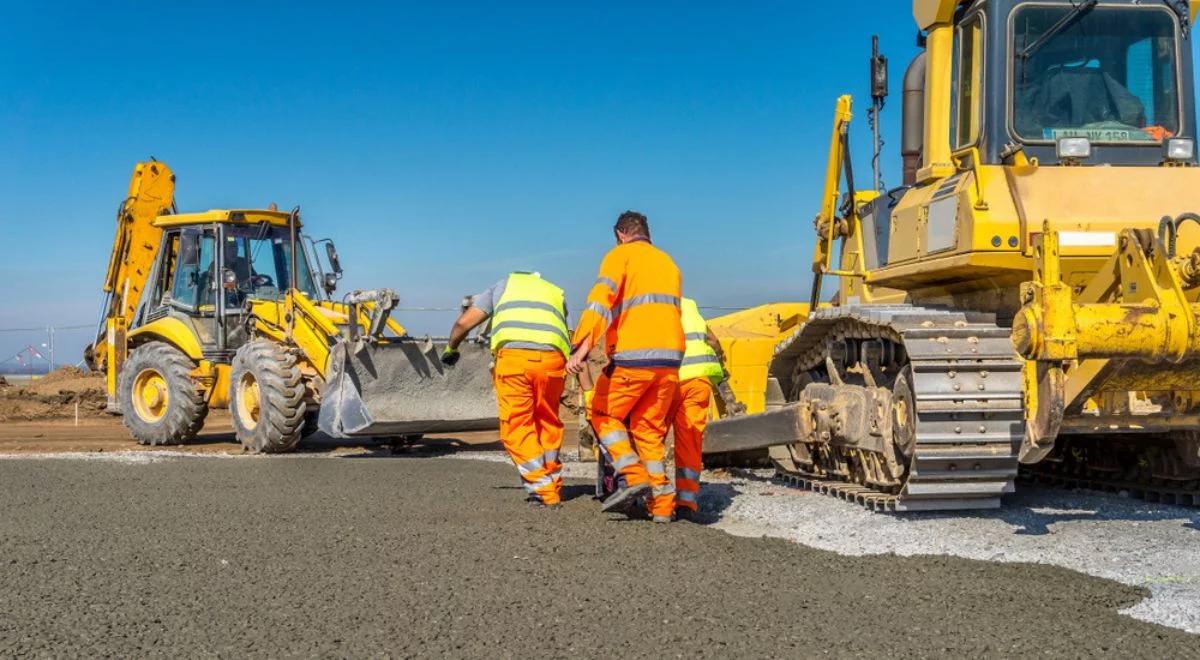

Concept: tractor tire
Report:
left=119, top=341, right=208, bottom=445
left=229, top=340, right=307, bottom=453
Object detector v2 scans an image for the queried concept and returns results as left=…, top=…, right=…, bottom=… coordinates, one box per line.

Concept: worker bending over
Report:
left=567, top=211, right=684, bottom=522
left=443, top=271, right=570, bottom=507
left=671, top=297, right=727, bottom=520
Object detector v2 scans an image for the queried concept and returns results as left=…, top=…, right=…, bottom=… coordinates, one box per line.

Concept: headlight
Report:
left=1056, top=137, right=1092, bottom=161
left=1165, top=138, right=1195, bottom=162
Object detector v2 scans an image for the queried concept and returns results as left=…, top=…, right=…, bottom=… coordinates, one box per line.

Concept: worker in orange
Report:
left=670, top=297, right=728, bottom=521
left=442, top=271, right=570, bottom=507
left=566, top=210, right=684, bottom=523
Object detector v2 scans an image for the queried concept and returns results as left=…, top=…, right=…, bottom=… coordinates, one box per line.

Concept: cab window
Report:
left=951, top=15, right=983, bottom=149
left=169, top=229, right=214, bottom=310
left=1012, top=6, right=1180, bottom=143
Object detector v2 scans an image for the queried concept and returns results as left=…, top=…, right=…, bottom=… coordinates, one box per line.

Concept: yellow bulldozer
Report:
left=705, top=0, right=1200, bottom=510
left=86, top=161, right=496, bottom=452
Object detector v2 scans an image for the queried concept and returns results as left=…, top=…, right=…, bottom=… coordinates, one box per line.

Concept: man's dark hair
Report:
left=614, top=210, right=650, bottom=239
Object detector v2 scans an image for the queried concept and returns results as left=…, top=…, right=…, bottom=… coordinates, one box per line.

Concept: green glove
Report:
left=441, top=346, right=461, bottom=366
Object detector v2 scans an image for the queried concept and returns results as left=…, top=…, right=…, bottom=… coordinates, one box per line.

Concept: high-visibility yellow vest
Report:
left=490, top=273, right=570, bottom=356
left=678, top=297, right=724, bottom=383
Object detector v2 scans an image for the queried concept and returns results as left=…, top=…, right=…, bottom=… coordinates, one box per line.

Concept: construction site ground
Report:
left=1, top=434, right=1198, bottom=655
left=2, top=372, right=1199, bottom=655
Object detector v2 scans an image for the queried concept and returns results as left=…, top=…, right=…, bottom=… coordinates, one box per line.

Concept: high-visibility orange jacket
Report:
left=573, top=239, right=685, bottom=369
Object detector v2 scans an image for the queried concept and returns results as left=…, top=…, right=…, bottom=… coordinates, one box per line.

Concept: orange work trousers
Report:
left=494, top=348, right=566, bottom=505
left=670, top=377, right=713, bottom=512
left=589, top=366, right=679, bottom=517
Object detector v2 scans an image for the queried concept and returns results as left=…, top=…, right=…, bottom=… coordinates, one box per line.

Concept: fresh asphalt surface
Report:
left=1, top=453, right=1197, bottom=657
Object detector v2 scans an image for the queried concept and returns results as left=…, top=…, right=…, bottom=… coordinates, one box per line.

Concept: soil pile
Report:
left=0, top=367, right=107, bottom=422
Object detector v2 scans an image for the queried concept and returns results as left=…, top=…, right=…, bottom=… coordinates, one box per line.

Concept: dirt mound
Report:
left=0, top=368, right=107, bottom=422
left=37, top=366, right=90, bottom=385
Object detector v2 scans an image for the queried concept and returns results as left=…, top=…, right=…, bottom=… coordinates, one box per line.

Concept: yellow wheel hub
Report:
left=132, top=368, right=170, bottom=423
left=236, top=373, right=261, bottom=430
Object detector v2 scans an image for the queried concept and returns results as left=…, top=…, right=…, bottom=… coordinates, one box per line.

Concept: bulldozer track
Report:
left=1018, top=470, right=1200, bottom=508
left=770, top=305, right=1024, bottom=511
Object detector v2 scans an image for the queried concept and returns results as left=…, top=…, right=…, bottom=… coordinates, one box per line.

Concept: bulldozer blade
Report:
left=318, top=338, right=497, bottom=438
left=702, top=403, right=804, bottom=456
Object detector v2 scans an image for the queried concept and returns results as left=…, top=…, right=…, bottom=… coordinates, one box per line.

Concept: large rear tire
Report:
left=119, top=341, right=208, bottom=445
left=230, top=341, right=307, bottom=453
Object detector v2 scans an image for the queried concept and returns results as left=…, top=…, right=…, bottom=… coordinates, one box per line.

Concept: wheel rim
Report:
left=236, top=372, right=261, bottom=431
left=131, top=368, right=170, bottom=423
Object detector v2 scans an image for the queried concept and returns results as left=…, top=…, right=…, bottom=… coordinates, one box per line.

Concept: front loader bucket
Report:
left=318, top=338, right=497, bottom=438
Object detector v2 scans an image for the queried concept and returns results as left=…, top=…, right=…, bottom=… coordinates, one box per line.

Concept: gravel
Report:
left=700, top=468, right=1200, bottom=634
left=2, top=454, right=1197, bottom=656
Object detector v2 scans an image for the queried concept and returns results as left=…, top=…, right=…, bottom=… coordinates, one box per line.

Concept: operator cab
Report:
left=133, top=210, right=341, bottom=359
left=907, top=0, right=1197, bottom=171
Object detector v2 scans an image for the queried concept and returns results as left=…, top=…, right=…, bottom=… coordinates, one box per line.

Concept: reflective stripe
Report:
left=598, top=430, right=629, bottom=448
left=595, top=276, right=618, bottom=293
left=584, top=301, right=612, bottom=323
left=684, top=332, right=708, bottom=341
left=491, top=320, right=570, bottom=344
left=500, top=341, right=559, bottom=352
left=677, top=490, right=697, bottom=504
left=516, top=457, right=544, bottom=475
left=611, top=348, right=685, bottom=368
left=651, top=482, right=676, bottom=496
left=680, top=355, right=721, bottom=366
left=524, top=474, right=556, bottom=492
left=644, top=460, right=666, bottom=475
left=613, top=293, right=681, bottom=318
left=676, top=467, right=701, bottom=482
left=612, top=452, right=640, bottom=471
left=493, top=300, right=566, bottom=324
left=543, top=449, right=560, bottom=465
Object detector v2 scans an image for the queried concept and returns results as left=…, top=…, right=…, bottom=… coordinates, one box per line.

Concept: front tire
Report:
left=229, top=341, right=307, bottom=453
left=119, top=341, right=208, bottom=445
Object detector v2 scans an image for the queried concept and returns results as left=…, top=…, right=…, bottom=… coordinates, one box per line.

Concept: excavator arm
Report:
left=88, top=161, right=176, bottom=372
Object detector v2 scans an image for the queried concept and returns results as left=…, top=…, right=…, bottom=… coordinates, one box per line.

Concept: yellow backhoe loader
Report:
left=86, top=161, right=496, bottom=452
left=706, top=0, right=1200, bottom=510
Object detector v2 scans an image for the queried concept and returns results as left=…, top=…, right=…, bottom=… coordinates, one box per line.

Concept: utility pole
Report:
left=47, top=326, right=55, bottom=371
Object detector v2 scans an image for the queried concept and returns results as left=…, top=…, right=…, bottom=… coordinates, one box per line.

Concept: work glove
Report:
left=441, top=346, right=461, bottom=366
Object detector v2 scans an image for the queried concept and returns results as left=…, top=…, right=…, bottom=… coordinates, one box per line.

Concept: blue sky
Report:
left=2, top=2, right=1195, bottom=367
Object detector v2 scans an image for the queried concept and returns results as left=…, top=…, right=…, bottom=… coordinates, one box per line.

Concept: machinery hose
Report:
left=1160, top=212, right=1200, bottom=258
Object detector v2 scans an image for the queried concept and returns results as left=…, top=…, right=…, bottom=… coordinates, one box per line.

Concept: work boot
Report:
left=600, top=483, right=650, bottom=513
left=674, top=508, right=696, bottom=523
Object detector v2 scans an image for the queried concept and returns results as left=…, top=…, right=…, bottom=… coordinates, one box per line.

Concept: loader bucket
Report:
left=317, top=338, right=497, bottom=438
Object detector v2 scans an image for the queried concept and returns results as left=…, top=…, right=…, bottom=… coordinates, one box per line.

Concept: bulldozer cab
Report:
left=906, top=0, right=1197, bottom=172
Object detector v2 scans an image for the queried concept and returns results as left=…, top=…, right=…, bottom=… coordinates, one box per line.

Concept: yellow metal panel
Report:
left=127, top=317, right=205, bottom=360
left=913, top=0, right=957, bottom=29
left=208, top=363, right=232, bottom=408
left=708, top=303, right=809, bottom=414
left=249, top=294, right=339, bottom=377
left=919, top=23, right=956, bottom=183
left=152, top=209, right=293, bottom=228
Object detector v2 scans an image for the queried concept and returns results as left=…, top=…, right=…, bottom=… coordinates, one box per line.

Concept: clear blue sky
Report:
left=3, top=2, right=1195, bottom=367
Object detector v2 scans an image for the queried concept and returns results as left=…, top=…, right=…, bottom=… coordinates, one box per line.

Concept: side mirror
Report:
left=323, top=272, right=338, bottom=295
left=325, top=242, right=343, bottom=275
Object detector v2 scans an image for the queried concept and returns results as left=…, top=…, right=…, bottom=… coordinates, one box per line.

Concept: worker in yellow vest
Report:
left=442, top=272, right=570, bottom=507
left=670, top=297, right=727, bottom=520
